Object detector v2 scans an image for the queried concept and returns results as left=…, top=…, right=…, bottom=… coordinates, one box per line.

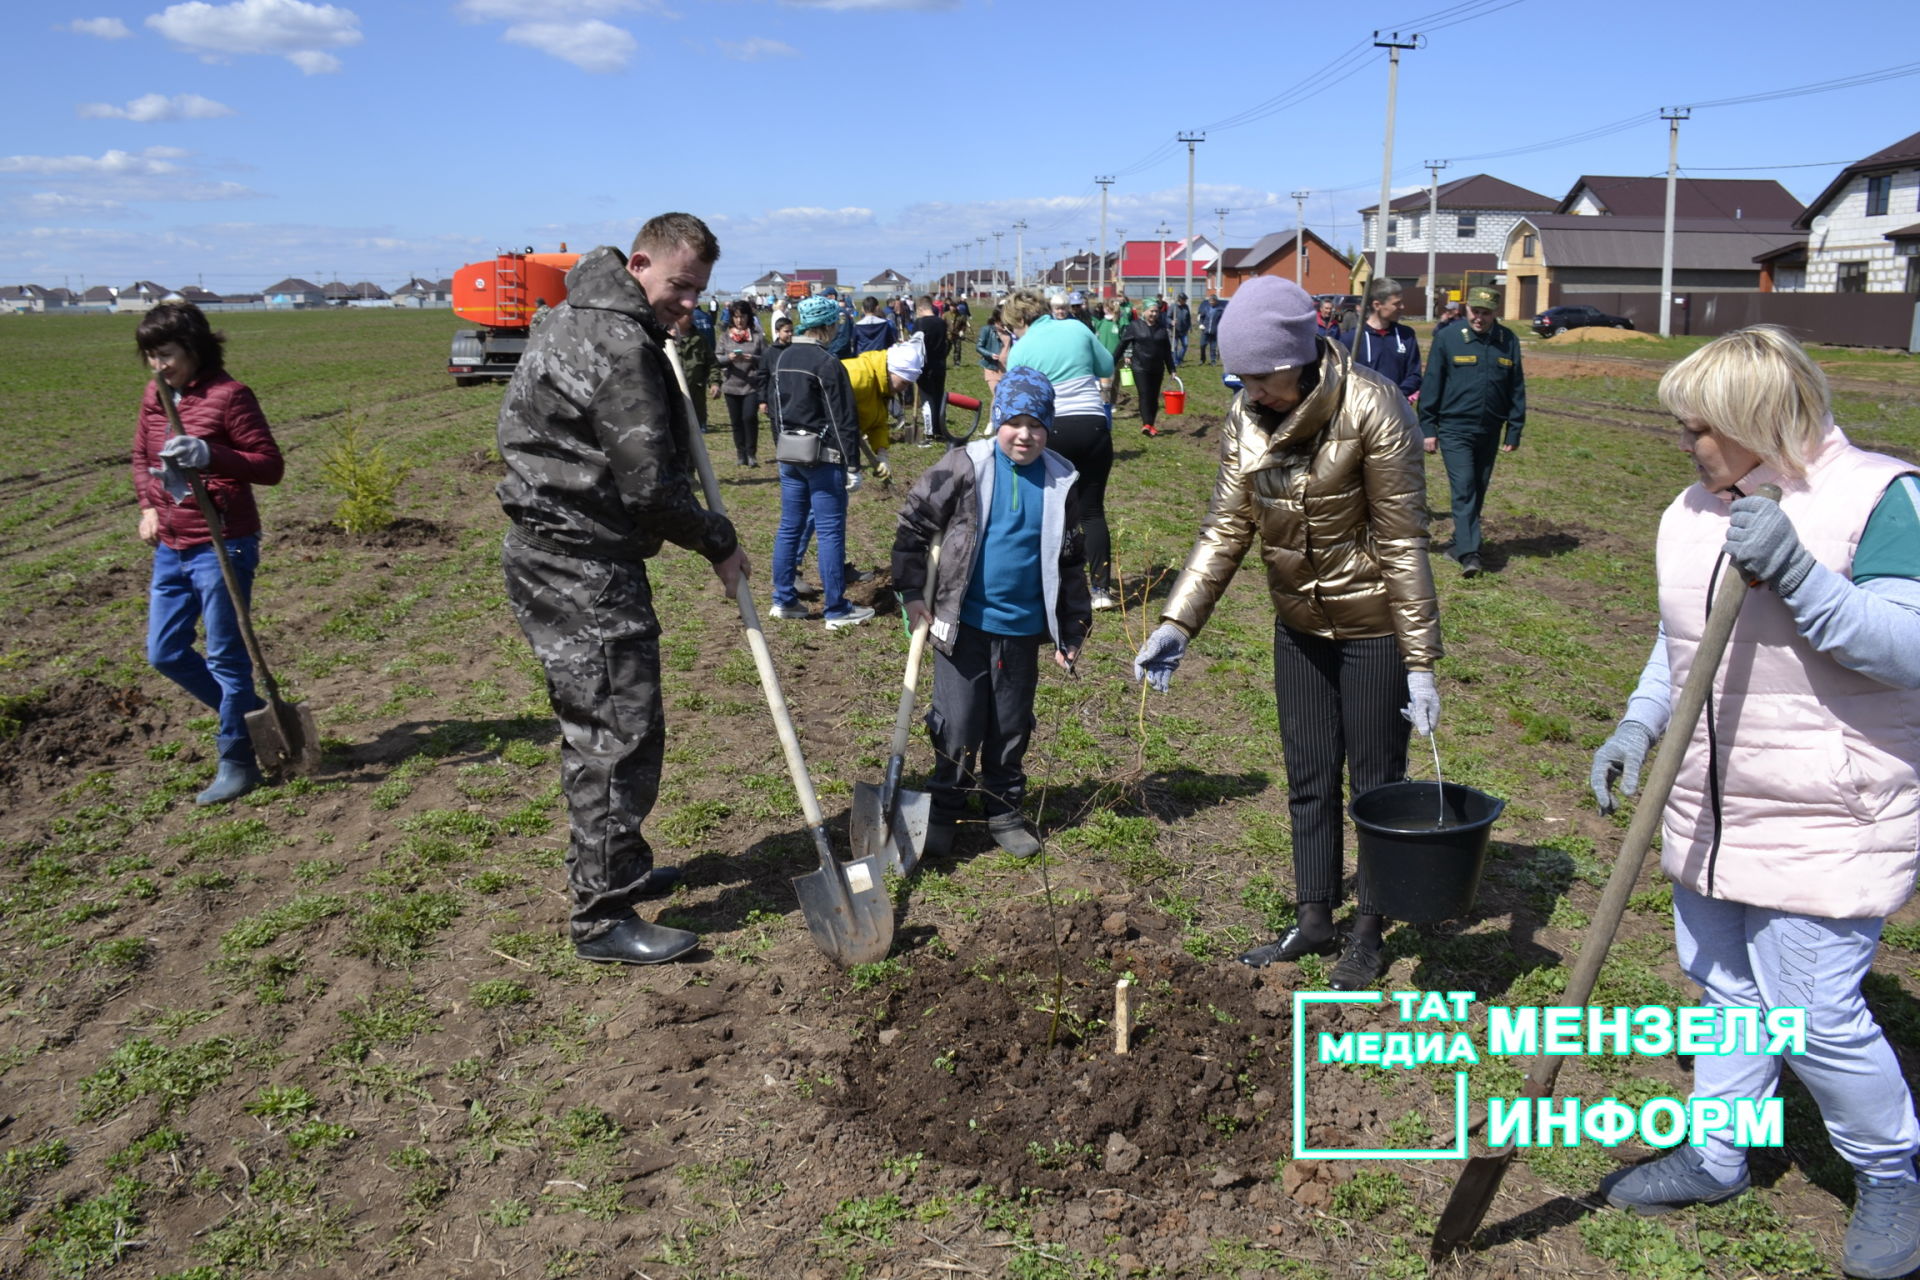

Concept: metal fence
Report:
left=1554, top=289, right=1920, bottom=351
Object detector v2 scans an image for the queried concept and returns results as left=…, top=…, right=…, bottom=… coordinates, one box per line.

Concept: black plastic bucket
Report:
left=1350, top=781, right=1505, bottom=924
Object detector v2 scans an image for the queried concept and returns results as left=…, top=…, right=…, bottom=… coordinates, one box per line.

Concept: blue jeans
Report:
left=1174, top=333, right=1190, bottom=365
left=148, top=537, right=261, bottom=764
left=773, top=463, right=849, bottom=615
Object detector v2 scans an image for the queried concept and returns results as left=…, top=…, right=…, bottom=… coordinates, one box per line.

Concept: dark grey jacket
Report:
left=891, top=439, right=1092, bottom=656
left=766, top=338, right=861, bottom=466
left=495, top=245, right=736, bottom=565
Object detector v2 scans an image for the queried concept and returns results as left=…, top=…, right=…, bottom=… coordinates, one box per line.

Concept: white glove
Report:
left=846, top=468, right=862, bottom=493
left=160, top=434, right=210, bottom=470
left=1132, top=623, right=1189, bottom=693
left=1401, top=670, right=1440, bottom=737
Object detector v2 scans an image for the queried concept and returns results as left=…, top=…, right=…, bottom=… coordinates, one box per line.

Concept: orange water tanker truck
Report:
left=447, top=246, right=580, bottom=385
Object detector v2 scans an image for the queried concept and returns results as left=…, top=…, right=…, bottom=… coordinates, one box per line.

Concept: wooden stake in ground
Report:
left=1114, top=979, right=1132, bottom=1055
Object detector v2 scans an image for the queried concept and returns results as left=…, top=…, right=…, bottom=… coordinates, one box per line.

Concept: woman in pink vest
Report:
left=1589, top=326, right=1920, bottom=1278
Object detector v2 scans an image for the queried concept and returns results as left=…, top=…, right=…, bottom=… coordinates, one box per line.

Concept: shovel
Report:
left=662, top=343, right=893, bottom=967
left=1430, top=484, right=1778, bottom=1260
left=851, top=534, right=940, bottom=874
left=152, top=372, right=321, bottom=775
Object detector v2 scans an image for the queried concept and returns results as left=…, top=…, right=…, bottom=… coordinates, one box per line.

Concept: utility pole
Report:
left=1155, top=221, right=1171, bottom=303
left=1013, top=220, right=1027, bottom=289
left=1214, top=207, right=1229, bottom=294
left=1659, top=107, right=1689, bottom=338
left=1371, top=31, right=1420, bottom=293
left=1115, top=228, right=1127, bottom=299
left=1424, top=159, right=1448, bottom=320
left=1178, top=132, right=1204, bottom=301
left=1096, top=175, right=1114, bottom=299
left=957, top=242, right=969, bottom=296
left=975, top=236, right=986, bottom=296
left=992, top=230, right=1003, bottom=293
left=1291, top=191, right=1311, bottom=284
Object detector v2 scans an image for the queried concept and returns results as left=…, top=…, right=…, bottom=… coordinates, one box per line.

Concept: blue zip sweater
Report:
left=1341, top=321, right=1422, bottom=400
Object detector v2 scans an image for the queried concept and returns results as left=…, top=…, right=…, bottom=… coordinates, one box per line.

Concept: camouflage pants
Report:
left=503, top=539, right=664, bottom=941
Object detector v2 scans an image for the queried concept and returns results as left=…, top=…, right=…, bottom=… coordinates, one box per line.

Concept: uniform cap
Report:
left=1467, top=285, right=1500, bottom=311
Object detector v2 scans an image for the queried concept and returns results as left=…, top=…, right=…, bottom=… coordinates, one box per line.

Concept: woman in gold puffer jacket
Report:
left=1133, top=275, right=1441, bottom=990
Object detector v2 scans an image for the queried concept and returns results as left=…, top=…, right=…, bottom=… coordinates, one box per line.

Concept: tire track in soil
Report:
left=1528, top=346, right=1920, bottom=402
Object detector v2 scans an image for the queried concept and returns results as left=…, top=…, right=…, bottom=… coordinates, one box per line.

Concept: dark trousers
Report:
left=919, top=366, right=948, bottom=437
left=503, top=540, right=664, bottom=941
left=725, top=393, right=759, bottom=463
left=1046, top=413, right=1112, bottom=591
left=1199, top=334, right=1218, bottom=364
left=1437, top=426, right=1501, bottom=558
left=926, top=623, right=1041, bottom=819
left=1135, top=366, right=1165, bottom=426
left=1272, top=625, right=1409, bottom=916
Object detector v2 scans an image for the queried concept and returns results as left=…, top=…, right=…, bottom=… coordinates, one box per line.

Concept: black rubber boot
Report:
left=575, top=917, right=698, bottom=966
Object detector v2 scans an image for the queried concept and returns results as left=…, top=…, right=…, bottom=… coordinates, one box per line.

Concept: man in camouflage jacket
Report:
left=496, top=213, right=746, bottom=966
left=672, top=312, right=716, bottom=431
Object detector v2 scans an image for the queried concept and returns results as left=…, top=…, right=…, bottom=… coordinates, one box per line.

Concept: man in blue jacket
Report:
left=1341, top=278, right=1421, bottom=402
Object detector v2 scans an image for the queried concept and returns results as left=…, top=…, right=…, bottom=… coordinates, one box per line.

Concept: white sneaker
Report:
left=823, top=604, right=876, bottom=630
left=1091, top=590, right=1118, bottom=611
left=768, top=603, right=810, bottom=620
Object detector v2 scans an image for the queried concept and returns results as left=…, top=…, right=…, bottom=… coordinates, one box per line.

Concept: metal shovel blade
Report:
left=791, top=826, right=894, bottom=967
left=1430, top=1148, right=1516, bottom=1259
left=850, top=779, right=933, bottom=875
left=245, top=699, right=321, bottom=776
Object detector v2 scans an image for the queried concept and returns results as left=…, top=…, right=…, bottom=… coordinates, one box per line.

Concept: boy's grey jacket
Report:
left=891, top=439, right=1093, bottom=656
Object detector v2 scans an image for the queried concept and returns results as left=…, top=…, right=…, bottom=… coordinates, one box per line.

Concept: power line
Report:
left=1683, top=58, right=1920, bottom=110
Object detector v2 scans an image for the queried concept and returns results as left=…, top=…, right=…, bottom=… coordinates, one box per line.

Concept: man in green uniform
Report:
left=1418, top=284, right=1525, bottom=577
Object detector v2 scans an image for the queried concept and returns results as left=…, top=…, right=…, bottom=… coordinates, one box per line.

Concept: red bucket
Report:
left=1163, top=374, right=1186, bottom=416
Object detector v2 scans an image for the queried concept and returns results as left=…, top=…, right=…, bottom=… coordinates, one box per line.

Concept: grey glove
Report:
left=156, top=463, right=192, bottom=503
left=1590, top=720, right=1655, bottom=815
left=1132, top=623, right=1189, bottom=693
left=160, top=434, right=210, bottom=471
left=1726, top=495, right=1814, bottom=595
left=1401, top=670, right=1440, bottom=737
left=845, top=468, right=862, bottom=493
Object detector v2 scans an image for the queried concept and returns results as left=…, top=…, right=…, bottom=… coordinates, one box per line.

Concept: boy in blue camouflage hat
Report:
left=891, top=366, right=1092, bottom=857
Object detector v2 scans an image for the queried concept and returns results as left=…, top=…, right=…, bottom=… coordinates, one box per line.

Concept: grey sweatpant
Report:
left=1676, top=882, right=1920, bottom=1181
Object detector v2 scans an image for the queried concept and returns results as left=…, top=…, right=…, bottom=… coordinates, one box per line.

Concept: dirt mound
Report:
left=0, top=679, right=169, bottom=791
left=276, top=517, right=455, bottom=550
left=1545, top=326, right=1652, bottom=343
left=838, top=897, right=1294, bottom=1195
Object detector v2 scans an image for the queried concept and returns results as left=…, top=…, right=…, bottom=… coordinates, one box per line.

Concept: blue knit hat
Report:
left=796, top=294, right=840, bottom=330
left=993, top=366, right=1054, bottom=432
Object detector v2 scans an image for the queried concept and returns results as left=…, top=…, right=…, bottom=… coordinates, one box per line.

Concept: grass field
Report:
left=0, top=307, right=1916, bottom=1279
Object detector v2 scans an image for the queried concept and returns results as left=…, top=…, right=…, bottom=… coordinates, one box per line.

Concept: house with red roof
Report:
left=1114, top=237, right=1218, bottom=299
left=1786, top=130, right=1920, bottom=294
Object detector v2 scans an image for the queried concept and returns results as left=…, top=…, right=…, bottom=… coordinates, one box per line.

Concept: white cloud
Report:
left=146, top=0, right=362, bottom=73
left=63, top=16, right=133, bottom=38
left=778, top=0, right=956, bottom=10
left=717, top=36, right=797, bottom=60
left=0, top=148, right=189, bottom=177
left=501, top=20, right=636, bottom=72
left=13, top=193, right=132, bottom=218
left=458, top=0, right=669, bottom=18
left=77, top=93, right=236, bottom=123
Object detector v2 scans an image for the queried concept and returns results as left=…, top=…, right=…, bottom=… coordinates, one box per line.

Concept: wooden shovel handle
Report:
left=888, top=535, right=940, bottom=765
left=152, top=373, right=284, bottom=704
left=662, top=341, right=827, bottom=832
left=1517, top=486, right=1777, bottom=1103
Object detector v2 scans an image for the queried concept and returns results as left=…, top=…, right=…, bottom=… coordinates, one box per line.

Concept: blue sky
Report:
left=6, top=0, right=1918, bottom=295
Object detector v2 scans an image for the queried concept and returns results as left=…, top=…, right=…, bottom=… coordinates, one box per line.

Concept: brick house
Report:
left=1218, top=230, right=1351, bottom=298
left=1787, top=130, right=1920, bottom=293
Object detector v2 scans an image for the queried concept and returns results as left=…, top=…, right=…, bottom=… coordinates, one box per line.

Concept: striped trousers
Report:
left=1272, top=625, right=1410, bottom=916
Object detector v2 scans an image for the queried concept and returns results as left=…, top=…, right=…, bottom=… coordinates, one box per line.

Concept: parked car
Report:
left=1532, top=304, right=1633, bottom=338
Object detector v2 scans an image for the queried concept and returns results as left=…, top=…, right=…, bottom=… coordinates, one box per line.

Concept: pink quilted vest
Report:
left=1656, top=424, right=1920, bottom=919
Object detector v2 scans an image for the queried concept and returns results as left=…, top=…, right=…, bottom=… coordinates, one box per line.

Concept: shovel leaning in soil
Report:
left=662, top=343, right=893, bottom=967
left=1430, top=484, right=1778, bottom=1261
left=850, top=534, right=940, bottom=875
left=152, top=372, right=321, bottom=775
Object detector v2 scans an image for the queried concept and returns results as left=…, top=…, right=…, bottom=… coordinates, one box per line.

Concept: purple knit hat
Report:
left=1218, top=276, right=1319, bottom=375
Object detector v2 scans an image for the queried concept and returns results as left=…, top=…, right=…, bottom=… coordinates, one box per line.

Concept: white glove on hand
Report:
left=1132, top=623, right=1189, bottom=693
left=1401, top=670, right=1440, bottom=737
left=845, top=468, right=862, bottom=493
left=160, top=434, right=210, bottom=470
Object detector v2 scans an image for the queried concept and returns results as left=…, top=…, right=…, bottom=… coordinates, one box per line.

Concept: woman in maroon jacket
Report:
left=131, top=303, right=284, bottom=804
